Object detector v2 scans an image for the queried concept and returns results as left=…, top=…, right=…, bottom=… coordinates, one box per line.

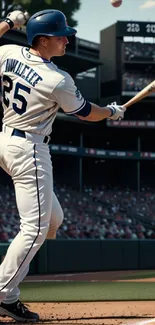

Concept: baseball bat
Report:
left=122, top=80, right=155, bottom=108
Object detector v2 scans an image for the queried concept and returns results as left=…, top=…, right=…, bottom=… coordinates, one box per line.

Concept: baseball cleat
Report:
left=0, top=300, right=39, bottom=322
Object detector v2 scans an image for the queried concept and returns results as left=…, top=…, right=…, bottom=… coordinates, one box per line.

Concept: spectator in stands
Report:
left=1, top=183, right=155, bottom=241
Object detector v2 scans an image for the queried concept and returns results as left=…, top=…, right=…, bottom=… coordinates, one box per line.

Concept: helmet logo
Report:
left=75, top=89, right=82, bottom=101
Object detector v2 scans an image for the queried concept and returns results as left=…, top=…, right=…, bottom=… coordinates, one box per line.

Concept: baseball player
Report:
left=0, top=8, right=125, bottom=322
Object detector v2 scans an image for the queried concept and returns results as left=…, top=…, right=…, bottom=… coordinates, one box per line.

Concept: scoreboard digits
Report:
left=126, top=23, right=140, bottom=33
left=146, top=23, right=155, bottom=34
left=117, top=21, right=155, bottom=36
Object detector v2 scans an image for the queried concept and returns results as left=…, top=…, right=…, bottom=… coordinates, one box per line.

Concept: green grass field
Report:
left=120, top=270, right=155, bottom=280
left=20, top=281, right=155, bottom=302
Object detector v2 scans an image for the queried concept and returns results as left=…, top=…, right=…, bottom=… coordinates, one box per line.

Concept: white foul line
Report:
left=126, top=318, right=155, bottom=325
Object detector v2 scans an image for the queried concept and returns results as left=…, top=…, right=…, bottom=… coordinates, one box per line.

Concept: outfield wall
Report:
left=1, top=240, right=155, bottom=274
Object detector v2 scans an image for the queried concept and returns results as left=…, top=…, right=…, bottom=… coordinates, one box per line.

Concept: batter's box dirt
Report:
left=0, top=302, right=155, bottom=325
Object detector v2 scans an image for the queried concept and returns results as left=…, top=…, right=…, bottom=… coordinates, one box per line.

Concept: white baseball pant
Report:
left=0, top=128, right=63, bottom=303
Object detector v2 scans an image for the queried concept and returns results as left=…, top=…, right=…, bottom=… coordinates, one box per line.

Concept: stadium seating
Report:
left=0, top=184, right=155, bottom=241
left=123, top=42, right=155, bottom=62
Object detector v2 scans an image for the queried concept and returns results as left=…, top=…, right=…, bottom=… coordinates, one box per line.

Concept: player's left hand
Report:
left=5, top=10, right=29, bottom=29
left=107, top=101, right=126, bottom=121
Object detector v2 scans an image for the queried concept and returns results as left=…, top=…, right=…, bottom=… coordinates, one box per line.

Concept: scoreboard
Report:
left=117, top=21, right=155, bottom=37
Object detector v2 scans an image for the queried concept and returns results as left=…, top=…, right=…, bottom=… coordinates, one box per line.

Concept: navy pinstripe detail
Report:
left=65, top=101, right=91, bottom=117
left=0, top=144, right=41, bottom=291
left=74, top=101, right=91, bottom=117
left=65, top=100, right=86, bottom=115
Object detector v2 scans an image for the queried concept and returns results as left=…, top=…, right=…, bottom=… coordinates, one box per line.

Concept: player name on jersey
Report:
left=5, top=59, right=43, bottom=87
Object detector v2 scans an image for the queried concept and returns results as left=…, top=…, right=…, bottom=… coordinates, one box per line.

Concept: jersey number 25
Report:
left=2, top=75, right=31, bottom=115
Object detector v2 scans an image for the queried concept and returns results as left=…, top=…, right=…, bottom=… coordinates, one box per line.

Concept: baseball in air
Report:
left=110, top=0, right=122, bottom=7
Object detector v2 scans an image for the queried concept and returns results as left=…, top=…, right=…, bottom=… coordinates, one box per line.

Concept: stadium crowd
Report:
left=123, top=42, right=155, bottom=62
left=0, top=184, right=155, bottom=241
left=122, top=42, right=155, bottom=92
left=122, top=71, right=154, bottom=92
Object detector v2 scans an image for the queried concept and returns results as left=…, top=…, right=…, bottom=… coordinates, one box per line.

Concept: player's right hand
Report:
left=107, top=102, right=126, bottom=121
left=5, top=10, right=29, bottom=29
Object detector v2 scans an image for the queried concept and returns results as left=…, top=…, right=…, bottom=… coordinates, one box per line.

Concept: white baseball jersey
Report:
left=0, top=44, right=88, bottom=136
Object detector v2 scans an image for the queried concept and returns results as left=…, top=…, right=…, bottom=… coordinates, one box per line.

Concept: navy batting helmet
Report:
left=26, top=9, right=77, bottom=46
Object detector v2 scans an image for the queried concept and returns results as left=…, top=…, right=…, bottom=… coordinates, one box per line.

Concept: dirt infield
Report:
left=25, top=270, right=155, bottom=282
left=1, top=301, right=155, bottom=324
left=1, top=271, right=155, bottom=325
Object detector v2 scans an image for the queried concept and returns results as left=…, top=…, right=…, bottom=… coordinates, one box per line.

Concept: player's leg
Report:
left=46, top=191, right=64, bottom=239
left=3, top=192, right=63, bottom=306
left=2, top=265, right=29, bottom=304
left=0, top=138, right=53, bottom=321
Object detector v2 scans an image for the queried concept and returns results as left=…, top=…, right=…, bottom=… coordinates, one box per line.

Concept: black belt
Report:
left=12, top=129, right=49, bottom=144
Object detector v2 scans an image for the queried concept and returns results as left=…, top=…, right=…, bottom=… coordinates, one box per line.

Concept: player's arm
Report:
left=75, top=102, right=125, bottom=122
left=76, top=102, right=111, bottom=121
left=0, top=10, right=29, bottom=38
left=53, top=76, right=126, bottom=122
left=0, top=21, right=10, bottom=38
